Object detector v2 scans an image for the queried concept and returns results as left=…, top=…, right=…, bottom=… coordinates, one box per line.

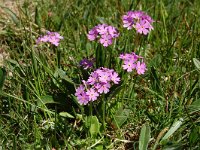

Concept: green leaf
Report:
left=161, top=118, right=183, bottom=142
left=95, top=145, right=103, bottom=150
left=56, top=68, right=75, bottom=85
left=113, top=108, right=131, bottom=128
left=59, top=112, right=74, bottom=118
left=85, top=116, right=101, bottom=138
left=90, top=116, right=101, bottom=138
left=188, top=99, right=200, bottom=113
left=35, top=6, right=42, bottom=28
left=37, top=95, right=59, bottom=107
left=150, top=67, right=163, bottom=96
left=193, top=58, right=200, bottom=70
left=189, top=126, right=200, bottom=145
left=162, top=143, right=184, bottom=150
left=139, top=124, right=151, bottom=150
left=7, top=59, right=20, bottom=67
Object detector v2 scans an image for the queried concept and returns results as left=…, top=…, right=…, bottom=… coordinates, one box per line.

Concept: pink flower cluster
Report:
left=36, top=31, right=63, bottom=46
left=87, top=24, right=119, bottom=47
left=75, top=67, right=120, bottom=105
left=122, top=10, right=154, bottom=35
left=119, top=52, right=147, bottom=74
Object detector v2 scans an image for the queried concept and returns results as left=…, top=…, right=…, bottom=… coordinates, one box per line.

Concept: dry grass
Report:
left=0, top=0, right=21, bottom=14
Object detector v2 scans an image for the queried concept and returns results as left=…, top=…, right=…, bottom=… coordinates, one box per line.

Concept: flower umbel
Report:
left=87, top=24, right=119, bottom=47
left=36, top=31, right=63, bottom=46
left=75, top=67, right=120, bottom=105
left=120, top=52, right=147, bottom=74
left=122, top=10, right=154, bottom=35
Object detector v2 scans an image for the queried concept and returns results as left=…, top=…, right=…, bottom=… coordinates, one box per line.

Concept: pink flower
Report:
left=40, top=35, right=49, bottom=42
left=122, top=11, right=135, bottom=30
left=54, top=32, right=64, bottom=40
left=108, top=26, right=119, bottom=38
left=98, top=71, right=111, bottom=83
left=86, top=88, right=99, bottom=101
left=122, top=10, right=154, bottom=35
left=120, top=52, right=147, bottom=74
left=96, top=83, right=111, bottom=94
left=77, top=93, right=90, bottom=105
left=96, top=24, right=108, bottom=35
left=122, top=60, right=136, bottom=72
left=111, top=72, right=120, bottom=84
left=75, top=67, right=120, bottom=105
left=135, top=20, right=150, bottom=35
left=87, top=24, right=119, bottom=47
left=36, top=31, right=63, bottom=46
left=75, top=85, right=85, bottom=96
left=136, top=61, right=147, bottom=74
left=131, top=11, right=144, bottom=20
left=87, top=72, right=99, bottom=85
left=48, top=36, right=59, bottom=46
left=99, top=34, right=113, bottom=47
left=87, top=28, right=98, bottom=41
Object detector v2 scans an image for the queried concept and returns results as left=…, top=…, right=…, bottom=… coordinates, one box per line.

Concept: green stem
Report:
left=89, top=103, right=93, bottom=116
left=102, top=95, right=106, bottom=129
left=56, top=47, right=61, bottom=68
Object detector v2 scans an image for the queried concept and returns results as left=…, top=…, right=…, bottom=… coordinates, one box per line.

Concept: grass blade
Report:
left=161, top=118, right=183, bottom=142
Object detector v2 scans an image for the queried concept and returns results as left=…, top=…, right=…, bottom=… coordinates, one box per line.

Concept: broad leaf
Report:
left=56, top=68, right=74, bottom=85
left=193, top=58, right=200, bottom=70
left=161, top=118, right=183, bottom=142
left=114, top=108, right=131, bottom=128
left=188, top=99, right=200, bottom=113
left=37, top=95, right=59, bottom=107
left=89, top=116, right=101, bottom=138
left=95, top=144, right=103, bottom=150
left=139, top=124, right=151, bottom=150
left=59, top=112, right=74, bottom=118
left=85, top=116, right=101, bottom=138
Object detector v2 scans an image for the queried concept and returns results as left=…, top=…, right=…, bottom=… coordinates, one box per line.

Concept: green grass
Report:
left=0, top=0, right=200, bottom=149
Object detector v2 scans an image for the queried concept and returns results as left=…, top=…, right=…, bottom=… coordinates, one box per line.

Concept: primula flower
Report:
left=111, top=72, right=120, bottom=84
left=75, top=85, right=85, bottom=96
left=135, top=20, right=151, bottom=35
left=86, top=88, right=99, bottom=101
left=96, top=24, right=108, bottom=35
left=36, top=31, right=63, bottom=46
left=96, top=83, right=111, bottom=94
left=108, top=26, right=120, bottom=38
left=48, top=36, right=60, bottom=46
left=120, top=52, right=147, bottom=74
left=87, top=24, right=119, bottom=47
left=122, top=11, right=135, bottom=30
left=122, top=60, right=136, bottom=72
left=87, top=72, right=99, bottom=85
left=99, top=34, right=113, bottom=47
left=122, top=10, right=154, bottom=35
left=77, top=93, right=90, bottom=105
left=87, top=28, right=98, bottom=41
left=75, top=67, right=120, bottom=105
left=120, top=52, right=139, bottom=62
left=98, top=71, right=111, bottom=83
left=136, top=61, right=147, bottom=75
left=40, top=35, right=49, bottom=42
